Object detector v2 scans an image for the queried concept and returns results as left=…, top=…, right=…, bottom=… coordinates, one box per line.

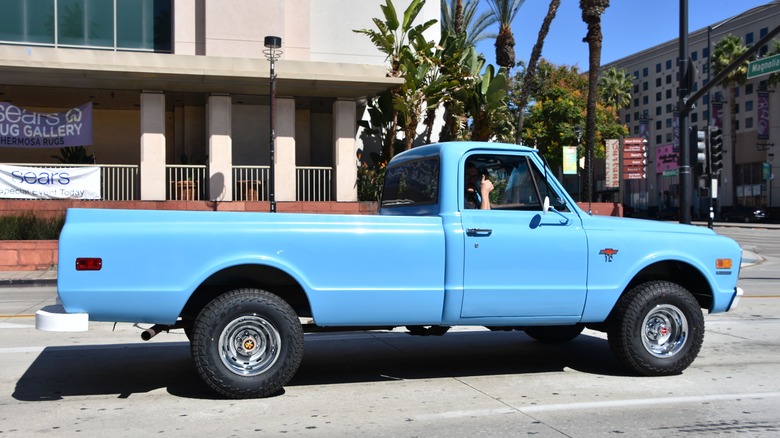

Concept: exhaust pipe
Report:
left=141, top=324, right=167, bottom=341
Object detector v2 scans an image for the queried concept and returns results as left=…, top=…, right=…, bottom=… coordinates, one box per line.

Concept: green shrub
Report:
left=0, top=213, right=65, bottom=240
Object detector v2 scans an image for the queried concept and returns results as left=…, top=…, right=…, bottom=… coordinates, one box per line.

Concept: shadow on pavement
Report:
left=13, top=330, right=628, bottom=401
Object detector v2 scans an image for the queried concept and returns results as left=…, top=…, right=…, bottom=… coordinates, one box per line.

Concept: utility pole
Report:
left=678, top=0, right=692, bottom=224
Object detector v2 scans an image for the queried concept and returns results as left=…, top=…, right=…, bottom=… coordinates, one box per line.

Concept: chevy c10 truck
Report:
left=37, top=141, right=743, bottom=399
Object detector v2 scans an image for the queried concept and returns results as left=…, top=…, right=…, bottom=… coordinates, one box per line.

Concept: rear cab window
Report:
left=381, top=157, right=440, bottom=210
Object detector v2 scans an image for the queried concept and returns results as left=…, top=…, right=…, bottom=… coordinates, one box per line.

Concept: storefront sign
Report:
left=605, top=139, right=619, bottom=188
left=0, top=164, right=101, bottom=199
left=562, top=146, right=578, bottom=175
left=0, top=102, right=92, bottom=148
left=758, top=91, right=770, bottom=140
left=655, top=144, right=678, bottom=174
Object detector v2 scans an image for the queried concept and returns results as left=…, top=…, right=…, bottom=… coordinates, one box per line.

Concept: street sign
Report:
left=625, top=151, right=647, bottom=159
left=747, top=53, right=780, bottom=79
left=623, top=138, right=647, bottom=180
left=624, top=158, right=647, bottom=166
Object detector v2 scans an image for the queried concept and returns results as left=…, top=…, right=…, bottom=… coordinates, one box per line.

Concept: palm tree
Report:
left=711, top=34, right=749, bottom=204
left=514, top=0, right=561, bottom=144
left=354, top=0, right=437, bottom=158
left=579, top=0, right=609, bottom=204
left=486, top=0, right=525, bottom=69
left=598, top=67, right=632, bottom=121
left=441, top=0, right=497, bottom=47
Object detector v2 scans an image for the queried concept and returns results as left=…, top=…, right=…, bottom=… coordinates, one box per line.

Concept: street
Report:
left=1, top=225, right=779, bottom=437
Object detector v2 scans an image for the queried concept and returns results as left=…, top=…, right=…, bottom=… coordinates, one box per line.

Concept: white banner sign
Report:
left=0, top=164, right=101, bottom=199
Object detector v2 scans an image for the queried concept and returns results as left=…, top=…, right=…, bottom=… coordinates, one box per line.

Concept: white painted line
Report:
left=0, top=322, right=34, bottom=329
left=415, top=392, right=780, bottom=420
left=0, top=346, right=45, bottom=354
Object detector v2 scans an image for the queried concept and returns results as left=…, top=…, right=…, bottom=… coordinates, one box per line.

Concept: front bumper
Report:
left=35, top=304, right=89, bottom=332
left=727, top=287, right=744, bottom=312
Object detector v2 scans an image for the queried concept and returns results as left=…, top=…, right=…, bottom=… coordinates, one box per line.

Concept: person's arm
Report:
left=479, top=176, right=494, bottom=210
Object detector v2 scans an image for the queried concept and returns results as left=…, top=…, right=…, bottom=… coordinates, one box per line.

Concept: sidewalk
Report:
left=0, top=248, right=762, bottom=288
left=0, top=269, right=57, bottom=287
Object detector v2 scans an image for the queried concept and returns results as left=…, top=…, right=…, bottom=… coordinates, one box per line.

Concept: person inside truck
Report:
left=465, top=161, right=494, bottom=210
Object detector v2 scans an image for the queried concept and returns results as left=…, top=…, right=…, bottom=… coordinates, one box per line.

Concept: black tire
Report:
left=608, top=281, right=704, bottom=376
left=191, top=288, right=304, bottom=399
left=406, top=325, right=450, bottom=336
left=524, top=325, right=584, bottom=343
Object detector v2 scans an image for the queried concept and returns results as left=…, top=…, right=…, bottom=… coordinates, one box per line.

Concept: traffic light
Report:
left=709, top=126, right=723, bottom=174
left=689, top=128, right=707, bottom=176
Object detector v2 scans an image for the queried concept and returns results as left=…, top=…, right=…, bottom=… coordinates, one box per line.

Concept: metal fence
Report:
left=232, top=166, right=269, bottom=201
left=296, top=166, right=332, bottom=201
left=5, top=163, right=333, bottom=202
left=166, top=165, right=207, bottom=201
left=5, top=163, right=139, bottom=201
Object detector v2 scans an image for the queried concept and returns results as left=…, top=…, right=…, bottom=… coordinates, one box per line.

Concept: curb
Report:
left=0, top=278, right=57, bottom=287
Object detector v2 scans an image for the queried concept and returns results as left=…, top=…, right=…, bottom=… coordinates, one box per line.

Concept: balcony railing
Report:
left=6, top=163, right=139, bottom=200
left=297, top=166, right=332, bottom=201
left=166, top=165, right=207, bottom=201
left=4, top=163, right=333, bottom=202
left=233, top=166, right=269, bottom=201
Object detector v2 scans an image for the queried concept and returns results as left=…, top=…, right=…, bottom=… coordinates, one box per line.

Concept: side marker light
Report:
left=76, top=258, right=102, bottom=271
left=715, top=259, right=732, bottom=270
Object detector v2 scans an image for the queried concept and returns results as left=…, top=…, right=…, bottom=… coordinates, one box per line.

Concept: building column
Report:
left=140, top=91, right=166, bottom=201
left=333, top=99, right=357, bottom=202
left=208, top=94, right=232, bottom=201
left=275, top=98, right=296, bottom=202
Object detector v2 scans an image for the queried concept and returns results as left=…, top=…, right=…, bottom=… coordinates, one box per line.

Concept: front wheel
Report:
left=608, top=281, right=704, bottom=376
left=191, top=288, right=304, bottom=399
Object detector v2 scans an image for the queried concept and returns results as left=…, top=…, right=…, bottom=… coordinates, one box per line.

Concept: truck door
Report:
left=460, top=153, right=588, bottom=319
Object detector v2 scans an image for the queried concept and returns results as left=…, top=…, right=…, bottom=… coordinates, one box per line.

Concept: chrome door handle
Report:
left=466, top=228, right=492, bottom=236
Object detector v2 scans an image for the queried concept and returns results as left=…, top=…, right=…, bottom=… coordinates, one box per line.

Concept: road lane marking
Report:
left=414, top=392, right=780, bottom=420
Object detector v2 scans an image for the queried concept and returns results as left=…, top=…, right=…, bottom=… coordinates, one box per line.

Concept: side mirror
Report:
left=543, top=196, right=550, bottom=214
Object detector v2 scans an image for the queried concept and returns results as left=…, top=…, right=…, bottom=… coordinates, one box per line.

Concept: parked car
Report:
left=723, top=205, right=767, bottom=223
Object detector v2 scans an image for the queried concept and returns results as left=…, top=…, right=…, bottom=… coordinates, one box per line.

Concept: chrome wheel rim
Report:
left=218, top=315, right=281, bottom=376
left=641, top=304, right=688, bottom=358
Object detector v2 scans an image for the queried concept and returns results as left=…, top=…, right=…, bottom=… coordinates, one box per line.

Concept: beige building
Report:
left=0, top=0, right=439, bottom=203
left=602, top=1, right=780, bottom=218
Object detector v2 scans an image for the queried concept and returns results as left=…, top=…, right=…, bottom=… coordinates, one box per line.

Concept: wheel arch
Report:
left=180, top=263, right=312, bottom=322
left=624, top=260, right=713, bottom=310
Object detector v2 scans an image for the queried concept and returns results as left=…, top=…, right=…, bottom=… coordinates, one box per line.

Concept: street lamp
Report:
left=263, top=36, right=282, bottom=213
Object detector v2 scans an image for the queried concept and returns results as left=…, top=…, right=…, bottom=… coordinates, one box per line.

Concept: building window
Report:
left=656, top=120, right=662, bottom=130
left=0, top=0, right=172, bottom=52
left=656, top=77, right=662, bottom=87
left=746, top=32, right=754, bottom=45
left=633, top=71, right=639, bottom=80
left=735, top=103, right=740, bottom=114
left=634, top=84, right=639, bottom=93
left=666, top=89, right=672, bottom=99
left=666, top=103, right=672, bottom=113
left=634, top=126, right=640, bottom=135
left=703, top=110, right=709, bottom=121
left=746, top=117, right=754, bottom=129
left=691, top=50, right=697, bottom=61
left=746, top=84, right=754, bottom=95
left=643, top=67, right=649, bottom=77
left=666, top=74, right=672, bottom=84
left=656, top=134, right=662, bottom=144
left=634, top=98, right=639, bottom=107
left=703, top=47, right=709, bottom=58
left=691, top=113, right=698, bottom=123
left=625, top=114, right=631, bottom=123
left=666, top=118, right=672, bottom=128
left=734, top=86, right=740, bottom=98
left=656, top=106, right=662, bottom=116
left=666, top=59, right=672, bottom=69
left=703, top=94, right=709, bottom=105
left=665, top=132, right=672, bottom=142
left=735, top=120, right=740, bottom=131
left=656, top=63, right=662, bottom=73
left=746, top=100, right=753, bottom=112
left=656, top=92, right=662, bottom=101
left=643, top=96, right=649, bottom=105
left=643, top=82, right=649, bottom=91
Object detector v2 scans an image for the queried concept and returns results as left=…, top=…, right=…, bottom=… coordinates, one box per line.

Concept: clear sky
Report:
left=473, top=0, right=774, bottom=71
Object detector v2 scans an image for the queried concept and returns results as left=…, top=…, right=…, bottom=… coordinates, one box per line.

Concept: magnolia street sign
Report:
left=747, top=53, right=780, bottom=79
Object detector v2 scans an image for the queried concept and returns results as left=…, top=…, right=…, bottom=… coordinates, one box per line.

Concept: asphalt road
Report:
left=0, top=226, right=778, bottom=437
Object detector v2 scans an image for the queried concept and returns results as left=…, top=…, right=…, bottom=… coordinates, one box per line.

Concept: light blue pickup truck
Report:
left=37, top=142, right=743, bottom=399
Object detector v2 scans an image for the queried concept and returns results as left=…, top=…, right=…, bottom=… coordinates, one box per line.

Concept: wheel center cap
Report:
left=242, top=338, right=256, bottom=352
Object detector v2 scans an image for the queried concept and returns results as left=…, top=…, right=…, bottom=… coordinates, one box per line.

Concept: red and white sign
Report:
left=622, top=138, right=647, bottom=180
left=605, top=139, right=620, bottom=188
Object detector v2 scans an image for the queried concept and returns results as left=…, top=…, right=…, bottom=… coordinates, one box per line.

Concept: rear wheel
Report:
left=608, top=281, right=704, bottom=376
left=191, top=288, right=304, bottom=398
left=524, top=325, right=584, bottom=343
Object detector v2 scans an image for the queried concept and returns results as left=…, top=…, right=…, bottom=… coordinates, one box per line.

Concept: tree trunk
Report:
left=454, top=0, right=464, bottom=35
left=580, top=0, right=609, bottom=205
left=516, top=0, right=561, bottom=144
